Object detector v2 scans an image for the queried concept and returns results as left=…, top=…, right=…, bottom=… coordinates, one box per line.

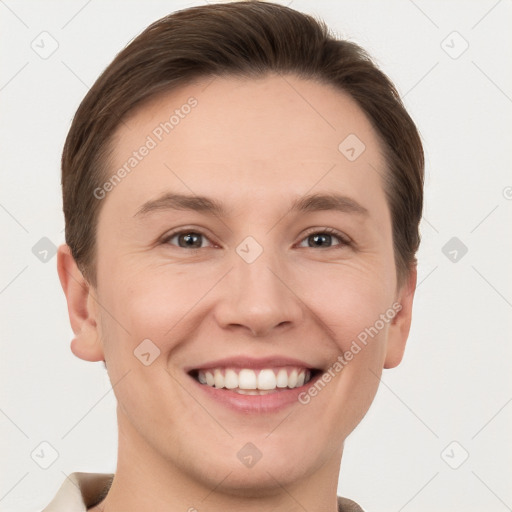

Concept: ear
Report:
left=384, top=265, right=417, bottom=369
left=57, top=244, right=104, bottom=362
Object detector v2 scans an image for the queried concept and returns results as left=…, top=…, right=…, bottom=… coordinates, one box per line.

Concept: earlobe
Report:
left=57, top=244, right=104, bottom=362
left=383, top=265, right=417, bottom=369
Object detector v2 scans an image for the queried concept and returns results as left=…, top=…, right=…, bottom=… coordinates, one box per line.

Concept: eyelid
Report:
left=161, top=226, right=352, bottom=249
left=298, top=226, right=352, bottom=246
left=160, top=226, right=218, bottom=248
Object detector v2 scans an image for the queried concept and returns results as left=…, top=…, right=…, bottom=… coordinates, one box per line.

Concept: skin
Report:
left=57, top=73, right=417, bottom=512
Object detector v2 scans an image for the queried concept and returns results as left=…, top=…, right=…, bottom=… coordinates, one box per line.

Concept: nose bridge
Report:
left=216, top=234, right=303, bottom=336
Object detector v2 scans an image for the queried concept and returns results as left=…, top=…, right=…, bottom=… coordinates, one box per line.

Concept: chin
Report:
left=194, top=443, right=318, bottom=495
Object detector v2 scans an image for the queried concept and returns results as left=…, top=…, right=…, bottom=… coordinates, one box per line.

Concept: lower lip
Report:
left=188, top=372, right=322, bottom=414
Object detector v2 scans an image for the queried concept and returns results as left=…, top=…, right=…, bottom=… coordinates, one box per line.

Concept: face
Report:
left=61, top=74, right=415, bottom=495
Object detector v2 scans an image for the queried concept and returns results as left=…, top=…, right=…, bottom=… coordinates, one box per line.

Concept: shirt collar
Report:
left=41, top=472, right=114, bottom=511
left=41, top=472, right=364, bottom=512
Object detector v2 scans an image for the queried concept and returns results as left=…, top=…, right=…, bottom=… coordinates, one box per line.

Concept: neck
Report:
left=91, top=405, right=343, bottom=512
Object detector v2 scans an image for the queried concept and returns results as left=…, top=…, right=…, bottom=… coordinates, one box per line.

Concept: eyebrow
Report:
left=134, top=192, right=369, bottom=218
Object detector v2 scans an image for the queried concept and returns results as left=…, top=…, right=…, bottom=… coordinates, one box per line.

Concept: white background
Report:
left=1, top=1, right=511, bottom=511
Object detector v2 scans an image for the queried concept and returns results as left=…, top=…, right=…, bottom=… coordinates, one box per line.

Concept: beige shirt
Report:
left=40, top=472, right=365, bottom=512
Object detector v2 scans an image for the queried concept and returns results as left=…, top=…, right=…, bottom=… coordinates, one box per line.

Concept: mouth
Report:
left=187, top=366, right=323, bottom=395
left=184, top=355, right=325, bottom=413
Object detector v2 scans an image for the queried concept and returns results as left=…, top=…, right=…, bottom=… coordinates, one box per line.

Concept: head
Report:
left=58, top=0, right=423, bottom=496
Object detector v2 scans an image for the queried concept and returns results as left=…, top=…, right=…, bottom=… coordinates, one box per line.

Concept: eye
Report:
left=161, top=227, right=351, bottom=250
left=297, top=227, right=351, bottom=249
left=162, top=230, right=213, bottom=249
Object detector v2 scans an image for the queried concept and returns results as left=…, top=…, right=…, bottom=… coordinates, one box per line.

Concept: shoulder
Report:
left=337, top=495, right=366, bottom=512
left=39, top=472, right=114, bottom=512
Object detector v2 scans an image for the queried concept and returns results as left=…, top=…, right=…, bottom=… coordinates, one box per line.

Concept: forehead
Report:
left=104, top=73, right=388, bottom=220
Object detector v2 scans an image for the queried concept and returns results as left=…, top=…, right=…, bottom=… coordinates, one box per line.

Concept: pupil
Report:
left=181, top=233, right=200, bottom=248
left=311, top=234, right=330, bottom=247
left=177, top=233, right=332, bottom=248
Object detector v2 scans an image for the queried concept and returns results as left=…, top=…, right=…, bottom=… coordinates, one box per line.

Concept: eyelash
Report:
left=161, top=226, right=352, bottom=250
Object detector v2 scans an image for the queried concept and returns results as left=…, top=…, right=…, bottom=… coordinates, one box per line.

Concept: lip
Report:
left=184, top=355, right=321, bottom=373
left=186, top=369, right=323, bottom=414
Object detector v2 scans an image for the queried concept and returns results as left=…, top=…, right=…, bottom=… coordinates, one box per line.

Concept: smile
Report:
left=190, top=367, right=319, bottom=395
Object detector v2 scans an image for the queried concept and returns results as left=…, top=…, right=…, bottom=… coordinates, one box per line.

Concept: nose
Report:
left=214, top=246, right=304, bottom=337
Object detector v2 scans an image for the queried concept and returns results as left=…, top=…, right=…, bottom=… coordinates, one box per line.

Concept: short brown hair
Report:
left=62, top=0, right=423, bottom=289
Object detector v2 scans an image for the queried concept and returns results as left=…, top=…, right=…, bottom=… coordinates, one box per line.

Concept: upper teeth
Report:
left=197, top=367, right=312, bottom=390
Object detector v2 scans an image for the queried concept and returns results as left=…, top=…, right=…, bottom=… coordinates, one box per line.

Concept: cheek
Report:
left=297, top=262, right=395, bottom=350
left=98, top=264, right=217, bottom=354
